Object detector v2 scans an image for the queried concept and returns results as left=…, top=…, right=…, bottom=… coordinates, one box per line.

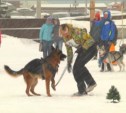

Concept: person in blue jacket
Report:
left=99, top=10, right=117, bottom=71
left=39, top=16, right=54, bottom=58
left=100, top=10, right=116, bottom=52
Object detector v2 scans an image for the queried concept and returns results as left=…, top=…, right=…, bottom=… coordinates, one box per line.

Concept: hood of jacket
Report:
left=103, top=10, right=111, bottom=20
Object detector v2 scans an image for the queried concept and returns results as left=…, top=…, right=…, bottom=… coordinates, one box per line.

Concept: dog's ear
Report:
left=56, top=45, right=58, bottom=50
left=51, top=45, right=55, bottom=51
left=56, top=45, right=61, bottom=53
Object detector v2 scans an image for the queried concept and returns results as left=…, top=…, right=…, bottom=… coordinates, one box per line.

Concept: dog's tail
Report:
left=4, top=65, right=23, bottom=77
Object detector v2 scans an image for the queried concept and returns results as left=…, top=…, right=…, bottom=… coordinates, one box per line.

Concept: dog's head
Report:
left=51, top=46, right=66, bottom=62
left=119, top=44, right=126, bottom=54
left=97, top=45, right=106, bottom=56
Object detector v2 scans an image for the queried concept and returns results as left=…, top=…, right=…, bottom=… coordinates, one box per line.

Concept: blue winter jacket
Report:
left=100, top=10, right=116, bottom=42
left=39, top=23, right=54, bottom=41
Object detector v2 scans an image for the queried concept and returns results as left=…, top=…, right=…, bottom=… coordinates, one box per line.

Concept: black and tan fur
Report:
left=4, top=46, right=66, bottom=97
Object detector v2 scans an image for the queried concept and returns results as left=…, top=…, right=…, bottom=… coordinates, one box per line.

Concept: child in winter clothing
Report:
left=52, top=18, right=63, bottom=51
left=39, top=16, right=54, bottom=58
left=59, top=24, right=97, bottom=96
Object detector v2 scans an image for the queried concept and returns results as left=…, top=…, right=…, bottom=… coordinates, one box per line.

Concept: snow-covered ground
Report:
left=0, top=34, right=126, bottom=113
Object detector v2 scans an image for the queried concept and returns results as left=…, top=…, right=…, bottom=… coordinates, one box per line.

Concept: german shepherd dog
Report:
left=4, top=46, right=66, bottom=97
left=97, top=45, right=125, bottom=71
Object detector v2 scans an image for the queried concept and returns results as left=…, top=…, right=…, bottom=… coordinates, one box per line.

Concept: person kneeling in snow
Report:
left=59, top=24, right=97, bottom=96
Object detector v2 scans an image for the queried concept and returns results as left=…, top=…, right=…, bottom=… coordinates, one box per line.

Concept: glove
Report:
left=76, top=46, right=86, bottom=54
left=75, top=45, right=83, bottom=53
left=67, top=62, right=72, bottom=73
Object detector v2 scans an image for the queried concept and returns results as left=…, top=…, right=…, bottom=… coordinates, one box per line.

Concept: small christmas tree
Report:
left=106, top=85, right=121, bottom=103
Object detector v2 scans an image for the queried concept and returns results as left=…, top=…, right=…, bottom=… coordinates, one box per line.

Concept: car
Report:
left=85, top=8, right=103, bottom=15
left=110, top=10, right=122, bottom=14
left=35, top=12, right=50, bottom=18
left=10, top=10, right=35, bottom=18
left=40, top=12, right=50, bottom=18
left=51, top=11, right=90, bottom=20
left=16, top=8, right=36, bottom=16
left=0, top=2, right=11, bottom=18
left=51, top=12, right=70, bottom=18
left=70, top=12, right=87, bottom=17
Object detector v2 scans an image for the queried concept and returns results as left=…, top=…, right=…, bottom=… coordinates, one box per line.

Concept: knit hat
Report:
left=47, top=16, right=53, bottom=21
left=94, top=11, right=101, bottom=21
left=46, top=16, right=53, bottom=24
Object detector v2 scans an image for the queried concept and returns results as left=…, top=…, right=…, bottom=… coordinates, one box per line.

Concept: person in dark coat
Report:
left=52, top=18, right=63, bottom=51
left=90, top=11, right=101, bottom=60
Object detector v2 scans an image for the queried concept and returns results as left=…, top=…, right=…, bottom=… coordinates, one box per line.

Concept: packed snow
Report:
left=0, top=25, right=126, bottom=113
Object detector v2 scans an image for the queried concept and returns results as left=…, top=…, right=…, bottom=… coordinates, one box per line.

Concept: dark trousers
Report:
left=42, top=40, right=53, bottom=58
left=101, top=63, right=111, bottom=71
left=73, top=45, right=97, bottom=93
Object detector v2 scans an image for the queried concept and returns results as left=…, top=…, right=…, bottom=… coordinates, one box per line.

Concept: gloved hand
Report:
left=67, top=62, right=72, bottom=73
left=75, top=45, right=83, bottom=53
left=76, top=45, right=86, bottom=54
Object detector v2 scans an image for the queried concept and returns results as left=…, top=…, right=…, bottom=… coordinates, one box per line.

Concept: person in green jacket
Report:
left=59, top=24, right=97, bottom=96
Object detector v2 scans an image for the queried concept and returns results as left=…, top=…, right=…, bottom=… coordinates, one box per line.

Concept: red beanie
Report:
left=95, top=12, right=101, bottom=21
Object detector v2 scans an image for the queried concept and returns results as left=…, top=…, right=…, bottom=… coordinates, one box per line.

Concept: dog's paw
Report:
left=47, top=94, right=52, bottom=97
left=51, top=84, right=56, bottom=91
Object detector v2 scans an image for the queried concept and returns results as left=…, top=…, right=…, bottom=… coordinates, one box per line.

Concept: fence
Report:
left=0, top=18, right=46, bottom=39
left=0, top=18, right=126, bottom=39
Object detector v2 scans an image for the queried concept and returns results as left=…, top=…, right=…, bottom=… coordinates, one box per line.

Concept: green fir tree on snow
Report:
left=106, top=85, right=121, bottom=103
